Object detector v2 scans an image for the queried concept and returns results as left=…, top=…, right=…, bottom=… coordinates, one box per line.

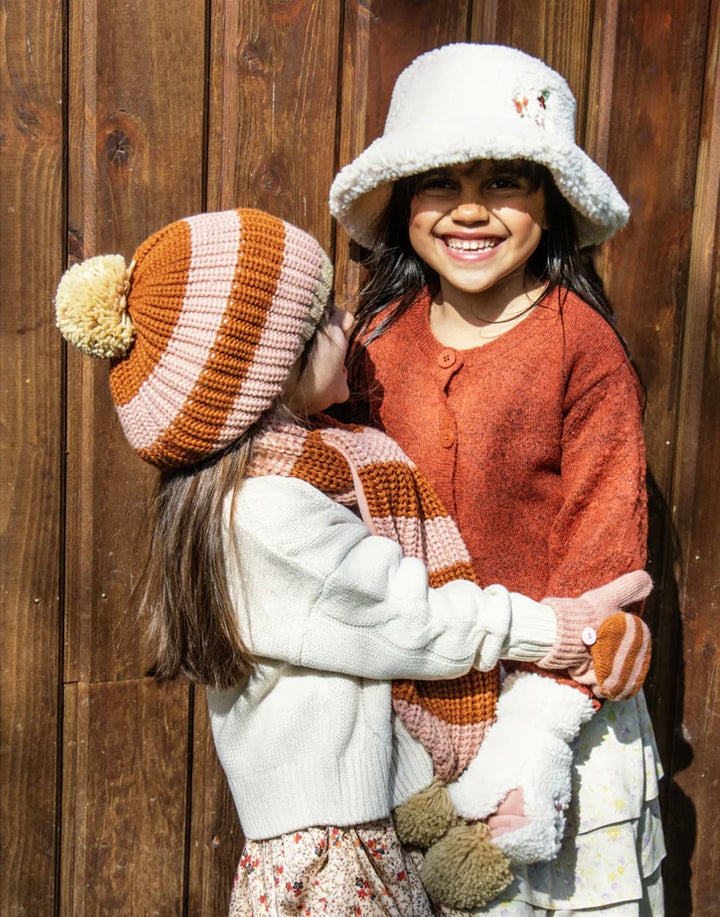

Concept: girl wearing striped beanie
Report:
left=56, top=208, right=652, bottom=915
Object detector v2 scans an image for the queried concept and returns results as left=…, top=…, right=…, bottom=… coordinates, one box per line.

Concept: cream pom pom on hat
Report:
left=55, top=208, right=333, bottom=469
left=330, top=43, right=629, bottom=249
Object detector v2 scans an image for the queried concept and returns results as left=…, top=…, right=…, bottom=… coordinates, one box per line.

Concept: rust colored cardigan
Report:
left=350, top=287, right=647, bottom=603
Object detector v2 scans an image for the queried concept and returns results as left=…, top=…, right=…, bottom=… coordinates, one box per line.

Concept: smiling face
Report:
left=283, top=305, right=353, bottom=417
left=408, top=159, right=547, bottom=312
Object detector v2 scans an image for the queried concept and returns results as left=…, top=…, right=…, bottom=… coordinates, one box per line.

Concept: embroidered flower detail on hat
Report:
left=513, top=90, right=551, bottom=127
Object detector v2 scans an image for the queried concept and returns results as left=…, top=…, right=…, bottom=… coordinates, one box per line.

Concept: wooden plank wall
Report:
left=1, top=0, right=717, bottom=913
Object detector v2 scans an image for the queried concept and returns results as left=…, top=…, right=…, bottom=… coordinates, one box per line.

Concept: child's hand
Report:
left=539, top=570, right=653, bottom=682
left=486, top=788, right=529, bottom=837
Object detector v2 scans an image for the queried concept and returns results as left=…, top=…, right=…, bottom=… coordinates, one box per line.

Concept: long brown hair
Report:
left=140, top=437, right=256, bottom=690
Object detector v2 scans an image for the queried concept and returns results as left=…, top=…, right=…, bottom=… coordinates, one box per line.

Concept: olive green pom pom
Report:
left=55, top=254, right=134, bottom=358
left=394, top=778, right=458, bottom=848
left=421, top=822, right=513, bottom=910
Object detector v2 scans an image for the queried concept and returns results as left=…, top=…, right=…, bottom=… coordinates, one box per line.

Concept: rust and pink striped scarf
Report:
left=247, top=416, right=500, bottom=782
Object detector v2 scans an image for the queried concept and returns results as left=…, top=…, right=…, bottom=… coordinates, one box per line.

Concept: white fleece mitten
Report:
left=446, top=671, right=595, bottom=864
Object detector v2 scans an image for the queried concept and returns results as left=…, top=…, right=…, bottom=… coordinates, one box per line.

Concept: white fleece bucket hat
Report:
left=330, top=43, right=629, bottom=249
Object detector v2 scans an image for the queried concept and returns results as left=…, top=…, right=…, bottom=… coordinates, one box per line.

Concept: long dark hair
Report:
left=349, top=160, right=628, bottom=356
left=140, top=440, right=256, bottom=690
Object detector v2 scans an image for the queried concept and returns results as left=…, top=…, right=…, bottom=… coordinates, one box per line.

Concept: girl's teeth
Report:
left=445, top=238, right=498, bottom=251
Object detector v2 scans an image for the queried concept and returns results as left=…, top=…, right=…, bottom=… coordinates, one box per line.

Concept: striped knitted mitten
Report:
left=540, top=570, right=653, bottom=700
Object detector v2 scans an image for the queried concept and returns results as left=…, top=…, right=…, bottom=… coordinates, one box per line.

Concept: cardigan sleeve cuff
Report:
left=496, top=593, right=557, bottom=663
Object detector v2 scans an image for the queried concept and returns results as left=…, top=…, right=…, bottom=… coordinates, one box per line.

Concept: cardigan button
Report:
left=582, top=626, right=598, bottom=646
left=441, top=429, right=455, bottom=448
left=438, top=348, right=456, bottom=368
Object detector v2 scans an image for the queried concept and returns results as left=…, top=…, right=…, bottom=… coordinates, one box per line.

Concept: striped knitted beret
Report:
left=55, top=208, right=333, bottom=468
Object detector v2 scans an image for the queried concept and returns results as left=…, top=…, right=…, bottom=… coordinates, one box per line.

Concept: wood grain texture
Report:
left=61, top=680, right=190, bottom=915
left=591, top=1, right=711, bottom=810
left=207, top=0, right=342, bottom=246
left=471, top=0, right=594, bottom=138
left=596, top=0, right=709, bottom=477
left=583, top=0, right=621, bottom=169
left=64, top=0, right=207, bottom=684
left=0, top=1, right=64, bottom=913
left=334, top=0, right=470, bottom=303
left=59, top=0, right=210, bottom=913
left=663, top=2, right=720, bottom=911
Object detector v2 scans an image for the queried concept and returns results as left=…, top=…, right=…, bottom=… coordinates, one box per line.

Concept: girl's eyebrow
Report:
left=443, top=161, right=488, bottom=178
left=487, top=158, right=526, bottom=174
left=421, top=167, right=451, bottom=178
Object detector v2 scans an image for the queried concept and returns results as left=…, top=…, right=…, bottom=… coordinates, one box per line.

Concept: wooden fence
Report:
left=2, top=0, right=718, bottom=913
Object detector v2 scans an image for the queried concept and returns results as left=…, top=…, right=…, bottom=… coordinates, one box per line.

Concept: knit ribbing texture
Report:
left=109, top=208, right=332, bottom=468
left=593, top=612, right=651, bottom=700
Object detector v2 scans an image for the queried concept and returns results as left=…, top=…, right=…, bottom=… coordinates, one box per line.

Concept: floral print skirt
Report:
left=228, top=819, right=434, bottom=916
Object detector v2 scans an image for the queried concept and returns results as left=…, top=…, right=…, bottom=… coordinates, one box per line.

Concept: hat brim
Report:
left=330, top=126, right=629, bottom=249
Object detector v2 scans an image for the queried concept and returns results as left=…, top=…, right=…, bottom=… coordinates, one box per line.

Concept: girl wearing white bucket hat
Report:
left=330, top=44, right=664, bottom=915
